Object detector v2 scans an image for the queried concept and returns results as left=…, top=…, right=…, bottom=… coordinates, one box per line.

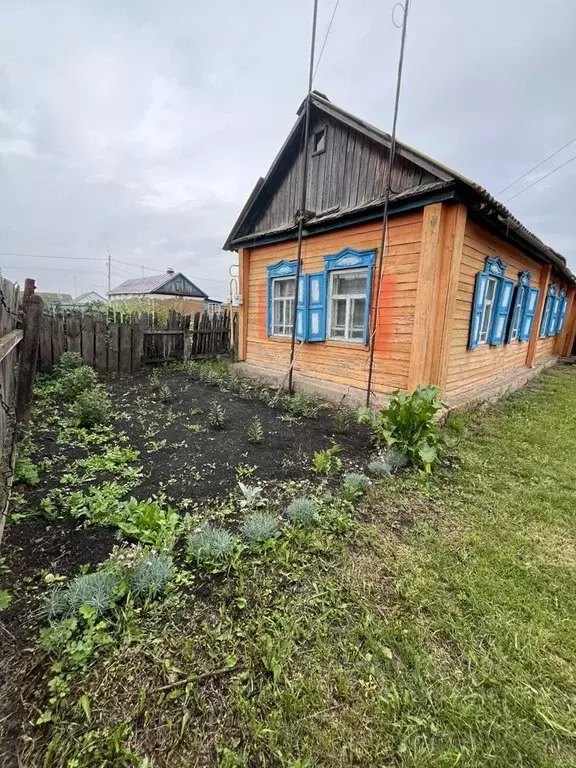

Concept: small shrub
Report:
left=39, top=586, right=70, bottom=621
left=248, top=416, right=263, bottom=444
left=386, top=450, right=410, bottom=472
left=313, top=444, right=342, bottom=476
left=284, top=392, right=322, bottom=419
left=208, top=402, right=226, bottom=429
left=367, top=460, right=391, bottom=478
left=358, top=386, right=446, bottom=471
left=286, top=498, right=319, bottom=526
left=66, top=571, right=119, bottom=617
left=243, top=512, right=278, bottom=544
left=13, top=454, right=39, bottom=485
left=69, top=385, right=111, bottom=428
left=149, top=369, right=162, bottom=393
left=187, top=525, right=235, bottom=566
left=54, top=351, right=84, bottom=376
left=129, top=553, right=173, bottom=599
left=342, top=472, right=370, bottom=501
left=333, top=407, right=352, bottom=434
left=158, top=383, right=172, bottom=404
left=54, top=365, right=98, bottom=402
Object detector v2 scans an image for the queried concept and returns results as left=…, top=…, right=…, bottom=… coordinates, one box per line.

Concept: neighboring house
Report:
left=224, top=92, right=576, bottom=408
left=205, top=299, right=223, bottom=316
left=109, top=269, right=209, bottom=315
left=72, top=291, right=107, bottom=306
left=38, top=292, right=73, bottom=307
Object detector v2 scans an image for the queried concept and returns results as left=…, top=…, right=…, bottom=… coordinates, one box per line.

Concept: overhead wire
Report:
left=312, top=0, right=341, bottom=81
left=503, top=151, right=576, bottom=204
left=365, top=0, right=411, bottom=407
left=497, top=135, right=576, bottom=196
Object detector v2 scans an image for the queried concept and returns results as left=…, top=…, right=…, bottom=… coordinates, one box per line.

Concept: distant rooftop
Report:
left=109, top=269, right=208, bottom=299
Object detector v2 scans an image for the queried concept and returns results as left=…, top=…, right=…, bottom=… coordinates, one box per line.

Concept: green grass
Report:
left=23, top=367, right=576, bottom=766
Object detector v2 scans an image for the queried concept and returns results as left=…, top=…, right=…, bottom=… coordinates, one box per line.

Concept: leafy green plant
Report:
left=13, top=454, right=39, bottom=485
left=358, top=386, right=446, bottom=471
left=333, top=406, right=352, bottom=434
left=286, top=498, right=320, bottom=526
left=187, top=524, right=235, bottom=566
left=158, top=383, right=172, bottom=404
left=208, top=402, right=226, bottom=429
left=313, top=444, right=342, bottom=476
left=342, top=473, right=370, bottom=501
left=243, top=512, right=279, bottom=544
left=238, top=482, right=264, bottom=511
left=284, top=392, right=322, bottom=419
left=248, top=416, right=263, bottom=444
left=128, top=553, right=173, bottom=599
left=115, top=497, right=180, bottom=548
left=0, top=589, right=12, bottom=611
left=69, top=385, right=111, bottom=427
left=54, top=365, right=98, bottom=402
left=54, top=351, right=84, bottom=376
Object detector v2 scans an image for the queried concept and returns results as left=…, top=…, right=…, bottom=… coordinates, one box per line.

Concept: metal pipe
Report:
left=287, top=0, right=319, bottom=395
left=365, top=0, right=411, bottom=407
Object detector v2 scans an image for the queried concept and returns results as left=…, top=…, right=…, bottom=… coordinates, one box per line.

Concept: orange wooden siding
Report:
left=446, top=218, right=567, bottom=398
left=244, top=212, right=423, bottom=393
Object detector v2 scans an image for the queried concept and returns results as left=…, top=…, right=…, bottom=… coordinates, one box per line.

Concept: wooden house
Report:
left=224, top=92, right=576, bottom=407
left=109, top=269, right=215, bottom=316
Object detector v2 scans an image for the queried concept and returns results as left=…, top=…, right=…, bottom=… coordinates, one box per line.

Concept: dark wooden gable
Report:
left=230, top=101, right=443, bottom=245
left=157, top=274, right=207, bottom=298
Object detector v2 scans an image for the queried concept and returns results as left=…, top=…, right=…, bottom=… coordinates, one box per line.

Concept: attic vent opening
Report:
left=312, top=128, right=326, bottom=155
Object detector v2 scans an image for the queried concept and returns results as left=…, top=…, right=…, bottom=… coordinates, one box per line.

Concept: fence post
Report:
left=16, top=290, right=43, bottom=424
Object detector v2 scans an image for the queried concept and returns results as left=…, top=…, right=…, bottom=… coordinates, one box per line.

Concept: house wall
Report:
left=242, top=210, right=424, bottom=394
left=110, top=294, right=206, bottom=315
left=445, top=218, right=568, bottom=399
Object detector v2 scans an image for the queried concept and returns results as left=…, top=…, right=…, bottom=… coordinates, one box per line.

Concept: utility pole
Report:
left=106, top=249, right=111, bottom=304
left=73, top=273, right=77, bottom=298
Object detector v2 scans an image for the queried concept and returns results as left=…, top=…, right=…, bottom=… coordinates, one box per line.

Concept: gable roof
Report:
left=73, top=291, right=106, bottom=304
left=109, top=272, right=208, bottom=298
left=225, top=92, right=574, bottom=284
left=38, top=292, right=73, bottom=304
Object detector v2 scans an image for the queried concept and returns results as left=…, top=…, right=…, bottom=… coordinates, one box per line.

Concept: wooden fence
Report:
left=0, top=277, right=43, bottom=543
left=38, top=309, right=234, bottom=373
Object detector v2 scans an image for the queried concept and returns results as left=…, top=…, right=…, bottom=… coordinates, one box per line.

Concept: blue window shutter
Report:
left=307, top=272, right=326, bottom=342
left=519, top=287, right=539, bottom=341
left=469, top=272, right=489, bottom=349
left=548, top=294, right=562, bottom=336
left=490, top=278, right=514, bottom=345
left=295, top=274, right=307, bottom=341
left=266, top=274, right=273, bottom=336
left=557, top=295, right=569, bottom=334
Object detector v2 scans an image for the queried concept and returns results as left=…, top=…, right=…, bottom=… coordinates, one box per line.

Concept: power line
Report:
left=498, top=135, right=576, bottom=196
left=312, top=0, right=341, bottom=81
left=503, top=151, right=576, bottom=204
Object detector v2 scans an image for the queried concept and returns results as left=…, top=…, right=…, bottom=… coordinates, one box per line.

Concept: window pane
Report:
left=274, top=278, right=295, bottom=298
left=351, top=298, right=366, bottom=331
left=333, top=270, right=367, bottom=296
left=486, top=278, right=497, bottom=301
left=330, top=298, right=346, bottom=337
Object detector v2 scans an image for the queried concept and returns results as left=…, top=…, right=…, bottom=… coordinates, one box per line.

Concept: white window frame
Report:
left=271, top=276, right=296, bottom=338
left=478, top=276, right=499, bottom=344
left=509, top=284, right=527, bottom=341
left=327, top=268, right=368, bottom=343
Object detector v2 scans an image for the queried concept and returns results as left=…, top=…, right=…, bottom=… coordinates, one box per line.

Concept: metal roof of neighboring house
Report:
left=225, top=92, right=575, bottom=284
left=38, top=292, right=73, bottom=304
left=109, top=272, right=208, bottom=298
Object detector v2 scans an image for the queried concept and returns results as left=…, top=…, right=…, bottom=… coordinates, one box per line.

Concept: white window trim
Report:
left=327, top=268, right=368, bottom=343
left=478, top=276, right=499, bottom=345
left=271, top=276, right=296, bottom=338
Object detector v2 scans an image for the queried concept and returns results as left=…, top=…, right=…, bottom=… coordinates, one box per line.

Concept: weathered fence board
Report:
left=38, top=308, right=233, bottom=373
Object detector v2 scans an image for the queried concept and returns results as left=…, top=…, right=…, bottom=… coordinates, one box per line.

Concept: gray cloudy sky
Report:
left=1, top=0, right=575, bottom=299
